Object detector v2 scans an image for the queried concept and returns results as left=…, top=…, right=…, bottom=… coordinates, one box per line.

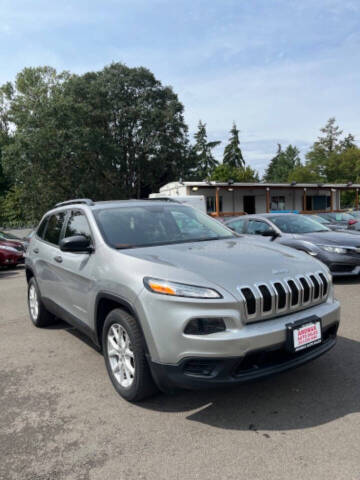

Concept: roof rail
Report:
left=144, top=197, right=181, bottom=203
left=55, top=198, right=94, bottom=208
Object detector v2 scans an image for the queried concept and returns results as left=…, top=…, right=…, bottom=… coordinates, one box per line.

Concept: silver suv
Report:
left=26, top=199, right=340, bottom=401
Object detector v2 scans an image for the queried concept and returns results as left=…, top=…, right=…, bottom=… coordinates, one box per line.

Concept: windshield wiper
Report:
left=114, top=244, right=136, bottom=249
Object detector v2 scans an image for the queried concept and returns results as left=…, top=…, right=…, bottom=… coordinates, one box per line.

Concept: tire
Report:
left=27, top=277, right=57, bottom=327
left=103, top=309, right=158, bottom=402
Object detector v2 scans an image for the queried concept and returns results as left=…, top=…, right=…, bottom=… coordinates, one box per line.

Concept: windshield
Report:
left=94, top=204, right=235, bottom=248
left=269, top=215, right=330, bottom=234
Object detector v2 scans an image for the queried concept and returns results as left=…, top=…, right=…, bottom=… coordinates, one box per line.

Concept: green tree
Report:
left=192, top=121, right=220, bottom=179
left=1, top=63, right=190, bottom=223
left=326, top=147, right=360, bottom=183
left=305, top=117, right=345, bottom=179
left=287, top=165, right=323, bottom=183
left=299, top=118, right=358, bottom=182
left=211, top=164, right=259, bottom=182
left=223, top=122, right=244, bottom=168
left=263, top=144, right=301, bottom=182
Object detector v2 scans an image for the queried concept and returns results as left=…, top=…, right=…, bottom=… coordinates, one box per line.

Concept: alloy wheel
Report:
left=29, top=284, right=39, bottom=320
left=107, top=323, right=135, bottom=388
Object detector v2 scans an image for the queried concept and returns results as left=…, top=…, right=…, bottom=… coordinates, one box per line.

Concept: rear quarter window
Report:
left=37, top=216, right=48, bottom=239
left=43, top=212, right=66, bottom=245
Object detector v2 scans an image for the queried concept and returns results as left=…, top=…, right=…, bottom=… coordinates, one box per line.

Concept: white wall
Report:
left=159, top=184, right=337, bottom=214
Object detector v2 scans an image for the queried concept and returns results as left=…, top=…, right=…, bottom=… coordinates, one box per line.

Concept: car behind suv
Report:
left=26, top=199, right=340, bottom=401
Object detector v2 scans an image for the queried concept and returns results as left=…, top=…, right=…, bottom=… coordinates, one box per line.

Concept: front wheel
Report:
left=27, top=277, right=57, bottom=327
left=103, top=309, right=158, bottom=402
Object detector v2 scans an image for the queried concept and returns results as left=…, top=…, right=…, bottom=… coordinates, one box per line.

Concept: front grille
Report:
left=258, top=285, right=272, bottom=312
left=310, top=274, right=320, bottom=299
left=274, top=282, right=286, bottom=309
left=238, top=271, right=330, bottom=323
left=299, top=277, right=310, bottom=303
left=318, top=273, right=328, bottom=296
left=287, top=280, right=299, bottom=306
left=240, top=288, right=256, bottom=315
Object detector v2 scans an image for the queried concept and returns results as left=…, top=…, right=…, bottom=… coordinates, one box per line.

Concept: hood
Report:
left=0, top=239, right=23, bottom=249
left=293, top=231, right=360, bottom=246
left=124, top=238, right=325, bottom=299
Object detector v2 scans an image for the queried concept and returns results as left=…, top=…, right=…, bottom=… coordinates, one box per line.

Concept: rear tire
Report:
left=27, top=277, right=57, bottom=327
left=103, top=308, right=158, bottom=402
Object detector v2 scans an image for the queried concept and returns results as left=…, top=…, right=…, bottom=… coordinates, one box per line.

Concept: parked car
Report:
left=0, top=238, right=25, bottom=262
left=317, top=212, right=357, bottom=228
left=22, top=231, right=35, bottom=250
left=26, top=199, right=340, bottom=402
left=226, top=213, right=360, bottom=276
left=348, top=220, right=360, bottom=232
left=0, top=244, right=24, bottom=268
left=304, top=214, right=345, bottom=231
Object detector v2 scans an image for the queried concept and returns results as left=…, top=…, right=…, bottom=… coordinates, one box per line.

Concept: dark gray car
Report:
left=317, top=212, right=355, bottom=229
left=226, top=213, right=360, bottom=276
left=305, top=214, right=345, bottom=231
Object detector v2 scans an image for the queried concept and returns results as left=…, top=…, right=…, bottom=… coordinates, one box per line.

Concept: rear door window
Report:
left=43, top=212, right=66, bottom=246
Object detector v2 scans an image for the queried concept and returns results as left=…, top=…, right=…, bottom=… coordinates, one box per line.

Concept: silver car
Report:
left=26, top=199, right=340, bottom=401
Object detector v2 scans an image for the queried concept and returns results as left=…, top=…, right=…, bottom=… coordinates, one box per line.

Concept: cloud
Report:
left=0, top=0, right=359, bottom=175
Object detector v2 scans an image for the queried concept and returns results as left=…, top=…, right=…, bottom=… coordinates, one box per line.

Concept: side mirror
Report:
left=261, top=229, right=280, bottom=241
left=60, top=235, right=93, bottom=253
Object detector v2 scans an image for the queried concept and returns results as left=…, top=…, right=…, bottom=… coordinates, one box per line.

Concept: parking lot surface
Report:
left=1, top=268, right=359, bottom=480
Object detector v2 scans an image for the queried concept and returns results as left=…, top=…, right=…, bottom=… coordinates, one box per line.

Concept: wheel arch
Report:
left=94, top=293, right=148, bottom=352
left=25, top=267, right=34, bottom=283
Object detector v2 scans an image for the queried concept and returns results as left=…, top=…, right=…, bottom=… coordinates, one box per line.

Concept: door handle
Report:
left=54, top=255, right=63, bottom=263
left=33, top=248, right=39, bottom=254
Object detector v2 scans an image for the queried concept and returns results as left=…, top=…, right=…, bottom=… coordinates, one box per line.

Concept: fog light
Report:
left=184, top=317, right=226, bottom=335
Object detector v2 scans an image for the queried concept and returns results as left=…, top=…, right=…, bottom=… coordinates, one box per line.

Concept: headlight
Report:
left=143, top=277, right=222, bottom=299
left=319, top=245, right=348, bottom=254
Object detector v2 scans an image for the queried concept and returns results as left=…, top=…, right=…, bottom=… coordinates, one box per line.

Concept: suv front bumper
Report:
left=149, top=320, right=339, bottom=391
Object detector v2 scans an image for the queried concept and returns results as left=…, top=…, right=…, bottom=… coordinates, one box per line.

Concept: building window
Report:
left=307, top=195, right=330, bottom=211
left=271, top=196, right=286, bottom=210
left=206, top=196, right=223, bottom=213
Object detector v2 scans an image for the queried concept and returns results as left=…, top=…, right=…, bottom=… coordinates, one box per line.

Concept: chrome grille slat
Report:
left=238, top=271, right=330, bottom=323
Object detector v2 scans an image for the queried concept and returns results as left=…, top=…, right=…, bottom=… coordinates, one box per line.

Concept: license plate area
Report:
left=286, top=316, right=322, bottom=353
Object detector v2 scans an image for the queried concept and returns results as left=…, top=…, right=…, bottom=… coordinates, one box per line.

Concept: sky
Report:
left=1, top=0, right=360, bottom=174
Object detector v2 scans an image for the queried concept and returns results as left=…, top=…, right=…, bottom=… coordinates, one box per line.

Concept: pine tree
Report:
left=192, top=121, right=220, bottom=179
left=263, top=144, right=301, bottom=182
left=223, top=122, right=244, bottom=168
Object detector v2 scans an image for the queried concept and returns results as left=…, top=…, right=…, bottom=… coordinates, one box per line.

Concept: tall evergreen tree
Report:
left=223, top=122, right=244, bottom=168
left=192, top=121, right=220, bottom=179
left=263, top=144, right=301, bottom=182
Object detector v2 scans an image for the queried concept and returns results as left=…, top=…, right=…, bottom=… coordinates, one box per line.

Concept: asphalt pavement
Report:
left=0, top=267, right=359, bottom=480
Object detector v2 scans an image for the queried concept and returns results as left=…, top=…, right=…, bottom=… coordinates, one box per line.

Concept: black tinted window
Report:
left=37, top=216, right=48, bottom=238
left=65, top=211, right=92, bottom=241
left=43, top=212, right=66, bottom=245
